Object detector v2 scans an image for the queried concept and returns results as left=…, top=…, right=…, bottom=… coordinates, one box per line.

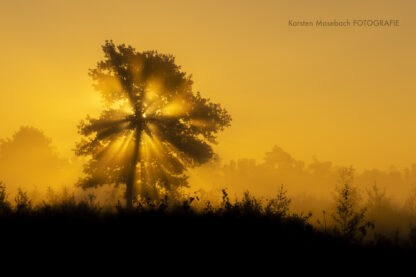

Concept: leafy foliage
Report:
left=75, top=41, right=231, bottom=206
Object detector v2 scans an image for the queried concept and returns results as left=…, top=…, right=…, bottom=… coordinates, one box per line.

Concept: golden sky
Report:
left=0, top=0, right=415, bottom=170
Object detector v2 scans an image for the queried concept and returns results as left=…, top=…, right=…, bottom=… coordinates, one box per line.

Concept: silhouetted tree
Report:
left=264, top=145, right=304, bottom=170
left=365, top=183, right=398, bottom=232
left=332, top=167, right=373, bottom=241
left=0, top=126, right=77, bottom=196
left=0, top=182, right=11, bottom=214
left=265, top=184, right=291, bottom=216
left=15, top=188, right=32, bottom=213
left=75, top=41, right=231, bottom=208
left=405, top=186, right=416, bottom=215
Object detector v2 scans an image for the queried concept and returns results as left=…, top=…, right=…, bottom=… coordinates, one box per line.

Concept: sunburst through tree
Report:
left=75, top=41, right=231, bottom=208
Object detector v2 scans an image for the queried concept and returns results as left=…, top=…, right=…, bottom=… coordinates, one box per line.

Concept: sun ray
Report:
left=189, top=119, right=216, bottom=128
left=94, top=130, right=134, bottom=171
left=76, top=41, right=231, bottom=205
left=161, top=97, right=191, bottom=117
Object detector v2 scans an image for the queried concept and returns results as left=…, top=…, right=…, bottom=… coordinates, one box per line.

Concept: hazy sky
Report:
left=0, top=0, right=415, bottom=170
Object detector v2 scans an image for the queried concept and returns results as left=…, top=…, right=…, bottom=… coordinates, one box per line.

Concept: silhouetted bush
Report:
left=0, top=182, right=11, bottom=215
left=332, top=167, right=374, bottom=242
left=265, top=184, right=291, bottom=216
left=0, top=182, right=414, bottom=263
left=15, top=188, right=32, bottom=214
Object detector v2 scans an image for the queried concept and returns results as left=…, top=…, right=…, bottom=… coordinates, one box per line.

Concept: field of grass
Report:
left=1, top=185, right=415, bottom=267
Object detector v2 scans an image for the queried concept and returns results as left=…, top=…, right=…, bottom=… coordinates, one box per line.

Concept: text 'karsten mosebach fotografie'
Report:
left=288, top=19, right=400, bottom=27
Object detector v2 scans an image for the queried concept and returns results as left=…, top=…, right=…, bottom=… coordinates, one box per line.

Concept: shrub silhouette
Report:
left=265, top=184, right=291, bottom=216
left=0, top=182, right=414, bottom=262
left=332, top=167, right=374, bottom=241
left=15, top=188, right=32, bottom=214
left=0, top=182, right=11, bottom=214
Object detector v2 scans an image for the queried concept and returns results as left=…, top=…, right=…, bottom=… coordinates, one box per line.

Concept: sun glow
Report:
left=190, top=119, right=214, bottom=128
left=94, top=130, right=135, bottom=169
left=140, top=131, right=162, bottom=159
left=144, top=80, right=162, bottom=100
left=161, top=99, right=190, bottom=117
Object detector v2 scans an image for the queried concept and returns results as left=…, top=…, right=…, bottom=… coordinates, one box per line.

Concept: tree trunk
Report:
left=125, top=129, right=141, bottom=209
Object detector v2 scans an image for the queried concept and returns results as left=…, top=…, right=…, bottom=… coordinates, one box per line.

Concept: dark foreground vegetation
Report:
left=1, top=185, right=415, bottom=266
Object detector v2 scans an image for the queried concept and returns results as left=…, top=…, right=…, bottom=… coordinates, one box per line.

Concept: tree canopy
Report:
left=75, top=41, right=231, bottom=207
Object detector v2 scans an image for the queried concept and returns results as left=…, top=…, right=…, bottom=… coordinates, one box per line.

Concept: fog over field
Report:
left=2, top=127, right=416, bottom=238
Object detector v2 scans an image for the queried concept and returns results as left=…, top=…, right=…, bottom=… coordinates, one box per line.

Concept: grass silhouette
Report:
left=0, top=183, right=415, bottom=266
